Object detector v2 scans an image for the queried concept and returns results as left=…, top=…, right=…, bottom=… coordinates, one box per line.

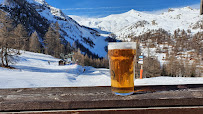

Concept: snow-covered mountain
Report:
left=70, top=7, right=203, bottom=40
left=0, top=0, right=109, bottom=57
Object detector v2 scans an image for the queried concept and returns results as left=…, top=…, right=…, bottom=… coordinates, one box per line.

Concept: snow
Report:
left=140, top=44, right=168, bottom=65
left=0, top=51, right=111, bottom=88
left=33, top=0, right=45, bottom=4
left=0, top=51, right=202, bottom=89
left=27, top=0, right=45, bottom=5
left=70, top=7, right=203, bottom=39
left=135, top=77, right=203, bottom=86
left=25, top=0, right=108, bottom=58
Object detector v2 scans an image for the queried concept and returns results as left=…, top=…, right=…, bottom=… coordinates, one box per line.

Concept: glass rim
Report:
left=108, top=42, right=136, bottom=50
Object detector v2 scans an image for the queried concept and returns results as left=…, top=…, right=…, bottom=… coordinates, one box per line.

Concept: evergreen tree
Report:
left=65, top=42, right=72, bottom=54
left=0, top=10, right=16, bottom=67
left=44, top=25, right=56, bottom=56
left=165, top=54, right=176, bottom=76
left=54, top=22, right=62, bottom=58
left=84, top=54, right=90, bottom=66
left=72, top=49, right=84, bottom=66
left=29, top=31, right=41, bottom=53
left=143, top=57, right=161, bottom=78
left=44, top=22, right=64, bottom=58
left=13, top=24, right=29, bottom=52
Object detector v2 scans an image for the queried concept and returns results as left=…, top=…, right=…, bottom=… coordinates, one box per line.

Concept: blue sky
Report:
left=46, top=0, right=200, bottom=17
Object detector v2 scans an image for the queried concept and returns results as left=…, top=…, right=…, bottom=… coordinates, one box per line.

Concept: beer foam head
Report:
left=108, top=42, right=136, bottom=50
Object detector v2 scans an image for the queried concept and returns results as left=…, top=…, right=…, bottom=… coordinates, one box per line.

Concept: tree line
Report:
left=0, top=10, right=109, bottom=68
left=0, top=9, right=72, bottom=66
left=131, top=28, right=202, bottom=77
left=1, top=9, right=202, bottom=77
left=72, top=49, right=109, bottom=68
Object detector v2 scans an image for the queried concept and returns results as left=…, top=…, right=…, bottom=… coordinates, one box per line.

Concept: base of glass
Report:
left=113, top=91, right=134, bottom=96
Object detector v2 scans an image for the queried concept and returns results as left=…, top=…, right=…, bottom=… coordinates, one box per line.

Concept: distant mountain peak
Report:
left=125, top=9, right=139, bottom=14
left=33, top=0, right=45, bottom=4
left=70, top=7, right=203, bottom=40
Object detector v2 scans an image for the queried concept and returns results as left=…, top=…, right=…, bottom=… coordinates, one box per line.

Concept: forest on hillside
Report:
left=0, top=9, right=202, bottom=77
left=0, top=10, right=109, bottom=68
left=131, top=28, right=203, bottom=77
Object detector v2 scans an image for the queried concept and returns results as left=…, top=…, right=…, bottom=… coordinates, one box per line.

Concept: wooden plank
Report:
left=0, top=84, right=203, bottom=112
left=6, top=107, right=203, bottom=114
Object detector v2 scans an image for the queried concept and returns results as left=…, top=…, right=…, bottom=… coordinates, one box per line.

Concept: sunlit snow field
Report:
left=0, top=51, right=202, bottom=88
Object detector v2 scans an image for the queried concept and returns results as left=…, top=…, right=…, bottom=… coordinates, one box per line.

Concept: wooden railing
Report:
left=0, top=84, right=203, bottom=113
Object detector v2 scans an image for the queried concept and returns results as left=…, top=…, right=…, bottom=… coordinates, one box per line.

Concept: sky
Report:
left=45, top=0, right=200, bottom=17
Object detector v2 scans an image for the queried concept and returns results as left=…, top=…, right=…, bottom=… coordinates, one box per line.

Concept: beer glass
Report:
left=108, top=42, right=136, bottom=96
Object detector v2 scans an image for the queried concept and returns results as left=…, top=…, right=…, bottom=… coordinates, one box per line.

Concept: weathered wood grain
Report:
left=10, top=107, right=203, bottom=114
left=0, top=84, right=203, bottom=112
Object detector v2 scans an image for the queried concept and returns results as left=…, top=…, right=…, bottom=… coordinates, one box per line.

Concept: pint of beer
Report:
left=108, top=42, right=136, bottom=96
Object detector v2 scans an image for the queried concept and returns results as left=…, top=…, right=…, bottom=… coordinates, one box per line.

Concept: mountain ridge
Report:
left=0, top=0, right=109, bottom=57
left=70, top=7, right=203, bottom=40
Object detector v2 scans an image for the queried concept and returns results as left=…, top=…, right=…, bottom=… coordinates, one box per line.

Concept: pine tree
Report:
left=84, top=54, right=90, bottom=66
left=65, top=42, right=72, bottom=54
left=72, top=49, right=85, bottom=66
left=44, top=25, right=56, bottom=56
left=29, top=31, right=41, bottom=53
left=165, top=54, right=180, bottom=77
left=143, top=57, right=161, bottom=78
left=54, top=22, right=62, bottom=58
left=44, top=22, right=64, bottom=58
left=13, top=24, right=29, bottom=51
left=0, top=10, right=15, bottom=67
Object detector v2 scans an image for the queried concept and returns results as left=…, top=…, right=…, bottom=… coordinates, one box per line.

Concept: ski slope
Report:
left=0, top=51, right=202, bottom=88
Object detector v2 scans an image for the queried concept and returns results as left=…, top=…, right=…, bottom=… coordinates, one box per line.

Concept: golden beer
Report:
left=108, top=42, right=136, bottom=95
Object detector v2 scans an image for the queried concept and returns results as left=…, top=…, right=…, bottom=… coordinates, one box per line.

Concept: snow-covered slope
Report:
left=0, top=0, right=109, bottom=57
left=28, top=0, right=109, bottom=57
left=70, top=7, right=203, bottom=39
left=0, top=51, right=111, bottom=88
left=0, top=51, right=202, bottom=88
